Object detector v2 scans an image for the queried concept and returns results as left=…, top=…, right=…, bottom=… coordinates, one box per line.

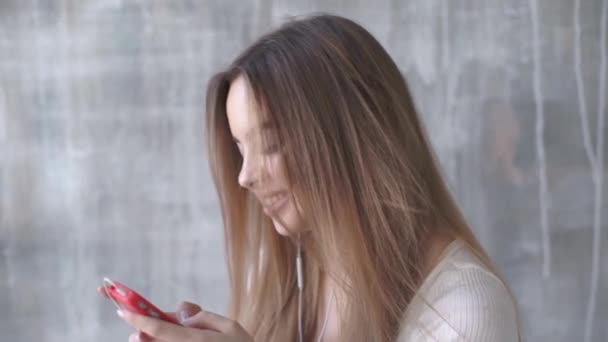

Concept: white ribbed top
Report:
left=398, top=239, right=519, bottom=341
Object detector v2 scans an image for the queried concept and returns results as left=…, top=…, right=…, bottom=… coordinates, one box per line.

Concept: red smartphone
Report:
left=102, top=278, right=180, bottom=325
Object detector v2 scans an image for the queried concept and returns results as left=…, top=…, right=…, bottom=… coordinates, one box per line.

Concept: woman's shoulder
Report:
left=398, top=240, right=519, bottom=341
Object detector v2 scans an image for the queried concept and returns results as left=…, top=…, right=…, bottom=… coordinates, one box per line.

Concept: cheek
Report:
left=266, top=154, right=290, bottom=184
left=284, top=196, right=304, bottom=227
left=266, top=155, right=305, bottom=231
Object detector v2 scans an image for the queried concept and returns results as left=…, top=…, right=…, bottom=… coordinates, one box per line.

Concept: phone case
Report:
left=105, top=280, right=180, bottom=325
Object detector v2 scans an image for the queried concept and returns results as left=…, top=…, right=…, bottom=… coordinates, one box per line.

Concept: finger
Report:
left=118, top=309, right=191, bottom=341
left=97, top=286, right=110, bottom=299
left=128, top=332, right=156, bottom=342
left=138, top=331, right=155, bottom=342
left=175, top=301, right=203, bottom=322
left=128, top=332, right=140, bottom=342
left=160, top=302, right=203, bottom=324
left=182, top=310, right=240, bottom=334
left=129, top=331, right=160, bottom=342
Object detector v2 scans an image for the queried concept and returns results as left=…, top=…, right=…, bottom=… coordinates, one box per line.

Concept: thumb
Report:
left=182, top=310, right=237, bottom=333
left=176, top=301, right=202, bottom=323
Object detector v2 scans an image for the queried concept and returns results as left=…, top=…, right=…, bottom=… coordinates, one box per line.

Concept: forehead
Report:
left=226, top=76, right=255, bottom=134
left=226, top=76, right=273, bottom=141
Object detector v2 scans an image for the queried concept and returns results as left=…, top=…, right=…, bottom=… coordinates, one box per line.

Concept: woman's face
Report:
left=226, top=75, right=303, bottom=236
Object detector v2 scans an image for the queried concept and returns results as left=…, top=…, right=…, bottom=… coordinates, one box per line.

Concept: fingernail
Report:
left=178, top=310, right=190, bottom=323
left=139, top=331, right=151, bottom=342
left=117, top=309, right=128, bottom=319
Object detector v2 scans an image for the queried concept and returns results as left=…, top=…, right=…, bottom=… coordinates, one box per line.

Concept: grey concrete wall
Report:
left=1, top=1, right=606, bottom=341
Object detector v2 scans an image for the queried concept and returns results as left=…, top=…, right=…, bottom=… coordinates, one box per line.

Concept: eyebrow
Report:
left=232, top=122, right=275, bottom=144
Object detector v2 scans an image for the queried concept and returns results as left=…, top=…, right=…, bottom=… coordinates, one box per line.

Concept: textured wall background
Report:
left=1, top=1, right=607, bottom=341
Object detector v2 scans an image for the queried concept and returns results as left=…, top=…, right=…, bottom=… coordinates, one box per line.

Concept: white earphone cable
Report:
left=296, top=233, right=334, bottom=342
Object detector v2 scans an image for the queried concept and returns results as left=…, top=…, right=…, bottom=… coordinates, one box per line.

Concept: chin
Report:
left=270, top=204, right=302, bottom=236
left=272, top=219, right=292, bottom=236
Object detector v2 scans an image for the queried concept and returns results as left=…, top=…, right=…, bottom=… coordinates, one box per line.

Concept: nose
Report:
left=238, top=154, right=259, bottom=189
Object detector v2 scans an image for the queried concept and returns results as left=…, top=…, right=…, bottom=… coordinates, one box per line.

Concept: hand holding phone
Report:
left=99, top=277, right=180, bottom=325
left=99, top=279, right=254, bottom=342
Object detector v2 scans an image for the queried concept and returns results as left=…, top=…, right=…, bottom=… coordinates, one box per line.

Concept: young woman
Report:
left=109, top=14, right=520, bottom=342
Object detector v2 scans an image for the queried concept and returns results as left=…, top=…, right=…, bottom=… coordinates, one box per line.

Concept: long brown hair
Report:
left=206, top=14, right=516, bottom=341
